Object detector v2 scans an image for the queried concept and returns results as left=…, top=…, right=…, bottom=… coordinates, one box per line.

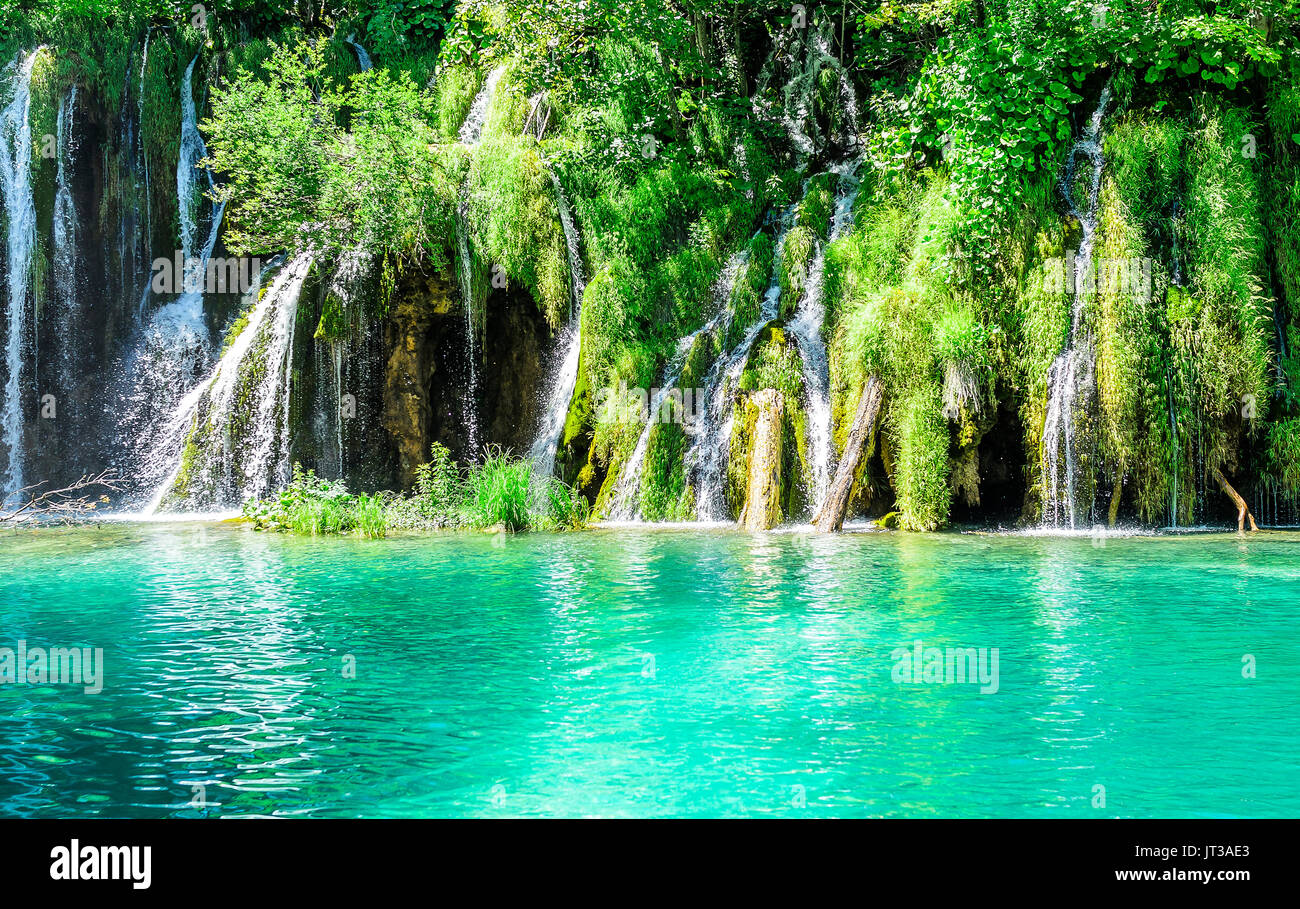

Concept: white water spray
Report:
left=528, top=169, right=587, bottom=478
left=1042, top=82, right=1112, bottom=528
left=0, top=50, right=40, bottom=494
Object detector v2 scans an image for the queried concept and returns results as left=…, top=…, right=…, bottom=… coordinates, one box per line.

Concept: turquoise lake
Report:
left=0, top=522, right=1297, bottom=818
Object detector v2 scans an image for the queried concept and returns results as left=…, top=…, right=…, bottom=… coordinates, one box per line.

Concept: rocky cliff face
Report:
left=382, top=268, right=548, bottom=488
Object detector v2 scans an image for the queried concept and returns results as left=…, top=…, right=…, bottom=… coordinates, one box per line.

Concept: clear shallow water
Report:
left=0, top=522, right=1297, bottom=818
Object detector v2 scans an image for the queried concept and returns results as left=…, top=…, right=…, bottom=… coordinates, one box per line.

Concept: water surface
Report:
left=1, top=522, right=1296, bottom=817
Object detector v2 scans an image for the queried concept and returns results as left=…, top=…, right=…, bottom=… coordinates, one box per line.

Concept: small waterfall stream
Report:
left=345, top=34, right=373, bottom=71
left=52, top=85, right=79, bottom=395
left=1041, top=81, right=1112, bottom=528
left=0, top=49, right=40, bottom=495
left=788, top=161, right=862, bottom=512
left=1167, top=201, right=1183, bottom=528
left=138, top=28, right=152, bottom=275
left=143, top=254, right=310, bottom=512
left=459, top=66, right=504, bottom=146
left=528, top=169, right=586, bottom=478
left=606, top=250, right=749, bottom=519
left=680, top=20, right=861, bottom=523
left=687, top=203, right=802, bottom=519
left=454, top=65, right=506, bottom=458
left=126, top=56, right=231, bottom=497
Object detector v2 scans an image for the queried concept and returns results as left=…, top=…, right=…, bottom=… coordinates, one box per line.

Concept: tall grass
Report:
left=465, top=446, right=534, bottom=531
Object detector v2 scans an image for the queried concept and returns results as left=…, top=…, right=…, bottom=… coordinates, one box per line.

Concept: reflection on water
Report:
left=1, top=523, right=1298, bottom=817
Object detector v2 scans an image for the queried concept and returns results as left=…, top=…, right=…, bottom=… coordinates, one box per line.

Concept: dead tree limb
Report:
left=1, top=471, right=123, bottom=525
left=1209, top=466, right=1259, bottom=532
left=814, top=377, right=883, bottom=532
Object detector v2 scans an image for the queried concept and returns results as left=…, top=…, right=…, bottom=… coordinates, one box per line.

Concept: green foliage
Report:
left=778, top=225, right=815, bottom=319
left=1178, top=100, right=1272, bottom=471
left=242, top=464, right=387, bottom=537
left=466, top=132, right=569, bottom=328
left=392, top=441, right=463, bottom=526
left=891, top=386, right=951, bottom=531
left=463, top=445, right=533, bottom=530
left=434, top=62, right=482, bottom=140
left=725, top=231, right=776, bottom=348
left=204, top=39, right=456, bottom=266
left=252, top=446, right=589, bottom=535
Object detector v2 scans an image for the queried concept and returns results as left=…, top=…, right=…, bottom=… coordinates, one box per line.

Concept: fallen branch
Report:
left=1, top=471, right=123, bottom=525
left=814, top=377, right=883, bottom=532
left=1209, top=466, right=1259, bottom=533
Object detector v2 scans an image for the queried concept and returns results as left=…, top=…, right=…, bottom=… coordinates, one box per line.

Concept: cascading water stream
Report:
left=142, top=254, right=309, bottom=513
left=788, top=160, right=862, bottom=512
left=138, top=28, right=152, bottom=279
left=124, top=56, right=231, bottom=496
left=683, top=21, right=862, bottom=522
left=1041, top=81, right=1112, bottom=529
left=460, top=65, right=504, bottom=146
left=125, top=56, right=228, bottom=449
left=453, top=65, right=505, bottom=459
left=0, top=49, right=40, bottom=496
left=527, top=168, right=586, bottom=478
left=1167, top=201, right=1183, bottom=529
left=605, top=250, right=749, bottom=519
left=52, top=85, right=79, bottom=394
left=686, top=203, right=802, bottom=520
left=345, top=34, right=373, bottom=71
left=175, top=55, right=218, bottom=275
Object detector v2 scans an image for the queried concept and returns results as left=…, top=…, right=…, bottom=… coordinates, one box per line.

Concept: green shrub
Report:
left=242, top=464, right=387, bottom=538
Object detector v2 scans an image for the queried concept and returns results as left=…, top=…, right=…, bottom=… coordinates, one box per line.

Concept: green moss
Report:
left=778, top=225, right=815, bottom=319
left=724, top=231, right=775, bottom=348
left=889, top=385, right=951, bottom=531
left=798, top=173, right=835, bottom=238
left=466, top=135, right=569, bottom=328
left=436, top=63, right=484, bottom=141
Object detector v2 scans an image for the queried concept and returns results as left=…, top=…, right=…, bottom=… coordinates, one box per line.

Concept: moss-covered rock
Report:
left=738, top=388, right=785, bottom=530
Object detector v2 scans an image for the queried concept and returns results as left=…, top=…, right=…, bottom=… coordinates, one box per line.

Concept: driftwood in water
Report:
left=814, top=377, right=883, bottom=532
left=739, top=389, right=785, bottom=531
left=1210, top=466, right=1259, bottom=532
left=1, top=471, right=122, bottom=525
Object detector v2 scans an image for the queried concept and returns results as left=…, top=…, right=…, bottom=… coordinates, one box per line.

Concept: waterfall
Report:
left=693, top=22, right=863, bottom=521
left=459, top=66, right=505, bottom=145
left=1041, top=82, right=1111, bottom=528
left=788, top=160, right=862, bottom=512
left=345, top=34, right=373, bottom=71
left=124, top=56, right=230, bottom=493
left=176, top=55, right=217, bottom=275
left=0, top=50, right=39, bottom=496
left=52, top=85, right=79, bottom=394
left=528, top=169, right=587, bottom=478
left=143, top=254, right=309, bottom=513
left=606, top=250, right=749, bottom=519
left=687, top=203, right=802, bottom=519
left=454, top=65, right=506, bottom=459
left=1168, top=201, right=1185, bottom=523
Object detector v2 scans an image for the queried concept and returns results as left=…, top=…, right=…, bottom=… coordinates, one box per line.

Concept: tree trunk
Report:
left=1210, top=466, right=1259, bottom=532
left=1107, top=472, right=1123, bottom=527
left=814, top=377, right=883, bottom=532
